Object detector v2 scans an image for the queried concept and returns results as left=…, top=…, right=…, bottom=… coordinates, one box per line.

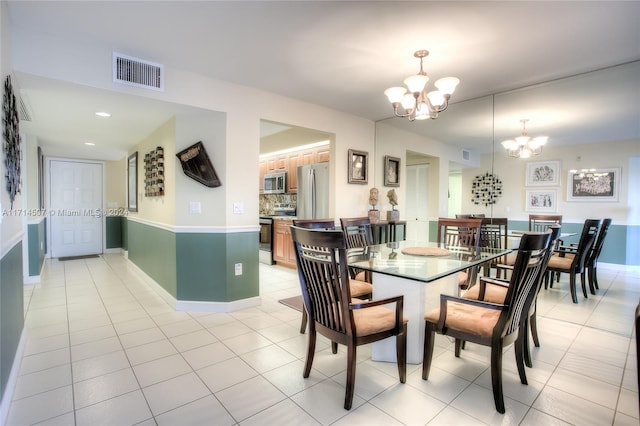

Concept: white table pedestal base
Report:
left=371, top=271, right=458, bottom=364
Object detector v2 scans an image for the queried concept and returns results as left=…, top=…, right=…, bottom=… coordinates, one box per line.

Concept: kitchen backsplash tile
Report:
left=259, top=194, right=297, bottom=215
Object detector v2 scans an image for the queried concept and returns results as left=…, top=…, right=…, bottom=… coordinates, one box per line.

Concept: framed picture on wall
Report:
left=127, top=152, right=138, bottom=212
left=348, top=149, right=368, bottom=184
left=526, top=160, right=561, bottom=186
left=567, top=168, right=620, bottom=201
left=384, top=155, right=400, bottom=187
left=525, top=189, right=557, bottom=212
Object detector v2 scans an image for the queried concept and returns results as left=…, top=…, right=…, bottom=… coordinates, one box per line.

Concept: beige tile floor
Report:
left=6, top=254, right=639, bottom=425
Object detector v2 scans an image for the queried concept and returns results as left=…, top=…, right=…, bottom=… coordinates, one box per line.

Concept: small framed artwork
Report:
left=526, top=160, right=561, bottom=186
left=384, top=155, right=400, bottom=187
left=348, top=149, right=368, bottom=184
left=525, top=189, right=557, bottom=212
left=567, top=168, right=620, bottom=201
left=127, top=152, right=138, bottom=212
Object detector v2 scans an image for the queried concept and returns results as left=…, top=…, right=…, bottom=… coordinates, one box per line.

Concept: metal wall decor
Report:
left=144, top=146, right=164, bottom=196
left=3, top=76, right=21, bottom=207
left=471, top=172, right=503, bottom=206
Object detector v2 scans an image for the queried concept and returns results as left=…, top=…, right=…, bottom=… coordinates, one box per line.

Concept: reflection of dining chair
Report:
left=545, top=218, right=600, bottom=303
left=290, top=226, right=407, bottom=410
left=291, top=219, right=372, bottom=334
left=464, top=225, right=560, bottom=368
left=340, top=217, right=375, bottom=281
left=477, top=217, right=508, bottom=276
left=585, top=218, right=612, bottom=293
left=529, top=214, right=562, bottom=232
left=422, top=231, right=552, bottom=414
left=436, top=218, right=483, bottom=289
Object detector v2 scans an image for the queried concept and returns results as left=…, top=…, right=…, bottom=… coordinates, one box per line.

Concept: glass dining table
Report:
left=348, top=240, right=512, bottom=364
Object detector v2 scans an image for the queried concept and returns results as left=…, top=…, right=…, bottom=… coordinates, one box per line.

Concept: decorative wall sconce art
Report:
left=176, top=141, right=221, bottom=188
left=3, top=76, right=21, bottom=208
left=471, top=172, right=503, bottom=206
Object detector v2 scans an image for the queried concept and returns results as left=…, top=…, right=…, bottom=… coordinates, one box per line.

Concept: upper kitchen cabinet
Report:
left=260, top=120, right=333, bottom=194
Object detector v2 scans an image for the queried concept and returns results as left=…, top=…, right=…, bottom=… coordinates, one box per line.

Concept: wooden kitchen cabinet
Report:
left=259, top=145, right=330, bottom=194
left=273, top=219, right=296, bottom=268
left=286, top=153, right=301, bottom=193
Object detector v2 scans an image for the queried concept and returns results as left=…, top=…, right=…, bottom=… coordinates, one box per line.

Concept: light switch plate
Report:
left=189, top=201, right=201, bottom=214
left=233, top=202, right=244, bottom=214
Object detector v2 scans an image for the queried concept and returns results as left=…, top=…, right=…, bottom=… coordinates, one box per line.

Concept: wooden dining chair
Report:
left=340, top=217, right=375, bottom=282
left=463, top=225, right=561, bottom=368
left=586, top=218, right=612, bottom=293
left=291, top=218, right=372, bottom=334
left=545, top=218, right=600, bottom=303
left=436, top=217, right=483, bottom=290
left=290, top=225, right=407, bottom=410
left=422, top=231, right=552, bottom=414
left=477, top=217, right=508, bottom=277
left=529, top=214, right=562, bottom=232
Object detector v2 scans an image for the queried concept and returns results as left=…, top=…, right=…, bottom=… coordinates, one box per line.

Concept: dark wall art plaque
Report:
left=176, top=141, right=221, bottom=188
left=3, top=76, right=21, bottom=208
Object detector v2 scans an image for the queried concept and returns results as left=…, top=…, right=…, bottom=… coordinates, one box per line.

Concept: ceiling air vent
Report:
left=113, top=52, right=164, bottom=91
left=462, top=149, right=471, bottom=161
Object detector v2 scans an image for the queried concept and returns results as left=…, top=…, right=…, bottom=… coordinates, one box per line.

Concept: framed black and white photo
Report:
left=384, top=155, right=400, bottom=187
left=348, top=149, right=368, bottom=184
left=127, top=152, right=138, bottom=211
left=567, top=168, right=620, bottom=201
left=526, top=160, right=561, bottom=186
left=525, top=189, right=557, bottom=212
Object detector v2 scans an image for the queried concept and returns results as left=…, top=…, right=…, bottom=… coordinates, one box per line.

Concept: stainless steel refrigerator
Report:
left=296, top=162, right=330, bottom=219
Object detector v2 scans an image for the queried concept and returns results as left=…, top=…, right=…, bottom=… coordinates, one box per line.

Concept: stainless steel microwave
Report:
left=263, top=171, right=287, bottom=194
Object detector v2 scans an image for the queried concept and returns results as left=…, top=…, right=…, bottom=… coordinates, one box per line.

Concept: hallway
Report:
left=6, top=254, right=639, bottom=425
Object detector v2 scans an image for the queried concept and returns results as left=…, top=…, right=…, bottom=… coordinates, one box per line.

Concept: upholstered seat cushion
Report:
left=424, top=301, right=500, bottom=338
left=463, top=283, right=507, bottom=304
left=547, top=254, right=573, bottom=269
left=458, top=271, right=468, bottom=287
left=353, top=302, right=408, bottom=336
left=350, top=279, right=373, bottom=297
left=502, top=253, right=517, bottom=266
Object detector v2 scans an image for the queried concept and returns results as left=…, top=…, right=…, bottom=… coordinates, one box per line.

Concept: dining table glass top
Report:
left=347, top=240, right=511, bottom=283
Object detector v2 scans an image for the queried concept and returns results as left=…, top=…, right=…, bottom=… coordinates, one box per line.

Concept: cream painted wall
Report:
left=462, top=139, right=639, bottom=223
left=104, top=158, right=126, bottom=208
left=174, top=111, right=227, bottom=226
left=1, top=1, right=24, bottom=252
left=130, top=117, right=176, bottom=225
left=375, top=122, right=479, bottom=219
left=12, top=27, right=375, bottom=226
left=261, top=126, right=332, bottom=154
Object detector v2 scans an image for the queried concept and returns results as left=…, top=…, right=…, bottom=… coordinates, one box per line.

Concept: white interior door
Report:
left=406, top=164, right=430, bottom=241
left=49, top=159, right=103, bottom=258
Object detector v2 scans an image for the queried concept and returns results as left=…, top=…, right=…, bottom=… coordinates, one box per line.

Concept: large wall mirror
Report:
left=375, top=60, right=640, bottom=241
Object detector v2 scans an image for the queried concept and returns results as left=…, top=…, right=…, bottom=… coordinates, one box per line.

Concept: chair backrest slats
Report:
left=572, top=219, right=601, bottom=271
left=588, top=218, right=612, bottom=266
left=340, top=217, right=374, bottom=249
left=499, top=232, right=552, bottom=338
left=529, top=214, right=562, bottom=232
left=291, top=226, right=355, bottom=335
left=436, top=218, right=483, bottom=249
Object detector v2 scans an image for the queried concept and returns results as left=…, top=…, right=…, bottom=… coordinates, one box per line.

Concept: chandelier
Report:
left=501, top=119, right=548, bottom=158
left=384, top=50, right=459, bottom=121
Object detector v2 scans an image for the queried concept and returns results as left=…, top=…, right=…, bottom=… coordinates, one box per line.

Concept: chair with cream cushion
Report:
left=290, top=225, right=407, bottom=410
left=436, top=217, right=483, bottom=290
left=422, top=231, right=552, bottom=414
left=291, top=218, right=372, bottom=334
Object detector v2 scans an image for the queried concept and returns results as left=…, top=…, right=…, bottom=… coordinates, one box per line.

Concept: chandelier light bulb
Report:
left=384, top=86, right=407, bottom=104
left=384, top=49, right=458, bottom=121
left=501, top=119, right=549, bottom=158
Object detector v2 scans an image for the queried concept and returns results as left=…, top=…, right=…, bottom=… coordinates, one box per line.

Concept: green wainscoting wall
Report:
left=105, top=216, right=123, bottom=249
left=27, top=219, right=46, bottom=276
left=127, top=220, right=259, bottom=303
left=1, top=242, right=24, bottom=401
left=428, top=219, right=631, bottom=265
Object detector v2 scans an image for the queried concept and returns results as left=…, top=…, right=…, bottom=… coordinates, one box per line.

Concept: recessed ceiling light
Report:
left=95, top=111, right=111, bottom=117
left=85, top=142, right=95, bottom=146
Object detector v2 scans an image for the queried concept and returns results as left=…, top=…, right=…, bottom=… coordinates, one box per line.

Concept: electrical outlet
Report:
left=234, top=263, right=243, bottom=276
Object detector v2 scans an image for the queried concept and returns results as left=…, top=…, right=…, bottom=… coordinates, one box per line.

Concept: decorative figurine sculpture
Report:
left=369, top=187, right=379, bottom=209
left=387, top=189, right=399, bottom=221
left=368, top=187, right=380, bottom=221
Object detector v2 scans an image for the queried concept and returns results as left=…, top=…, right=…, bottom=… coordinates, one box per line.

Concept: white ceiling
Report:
left=6, top=1, right=640, bottom=160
